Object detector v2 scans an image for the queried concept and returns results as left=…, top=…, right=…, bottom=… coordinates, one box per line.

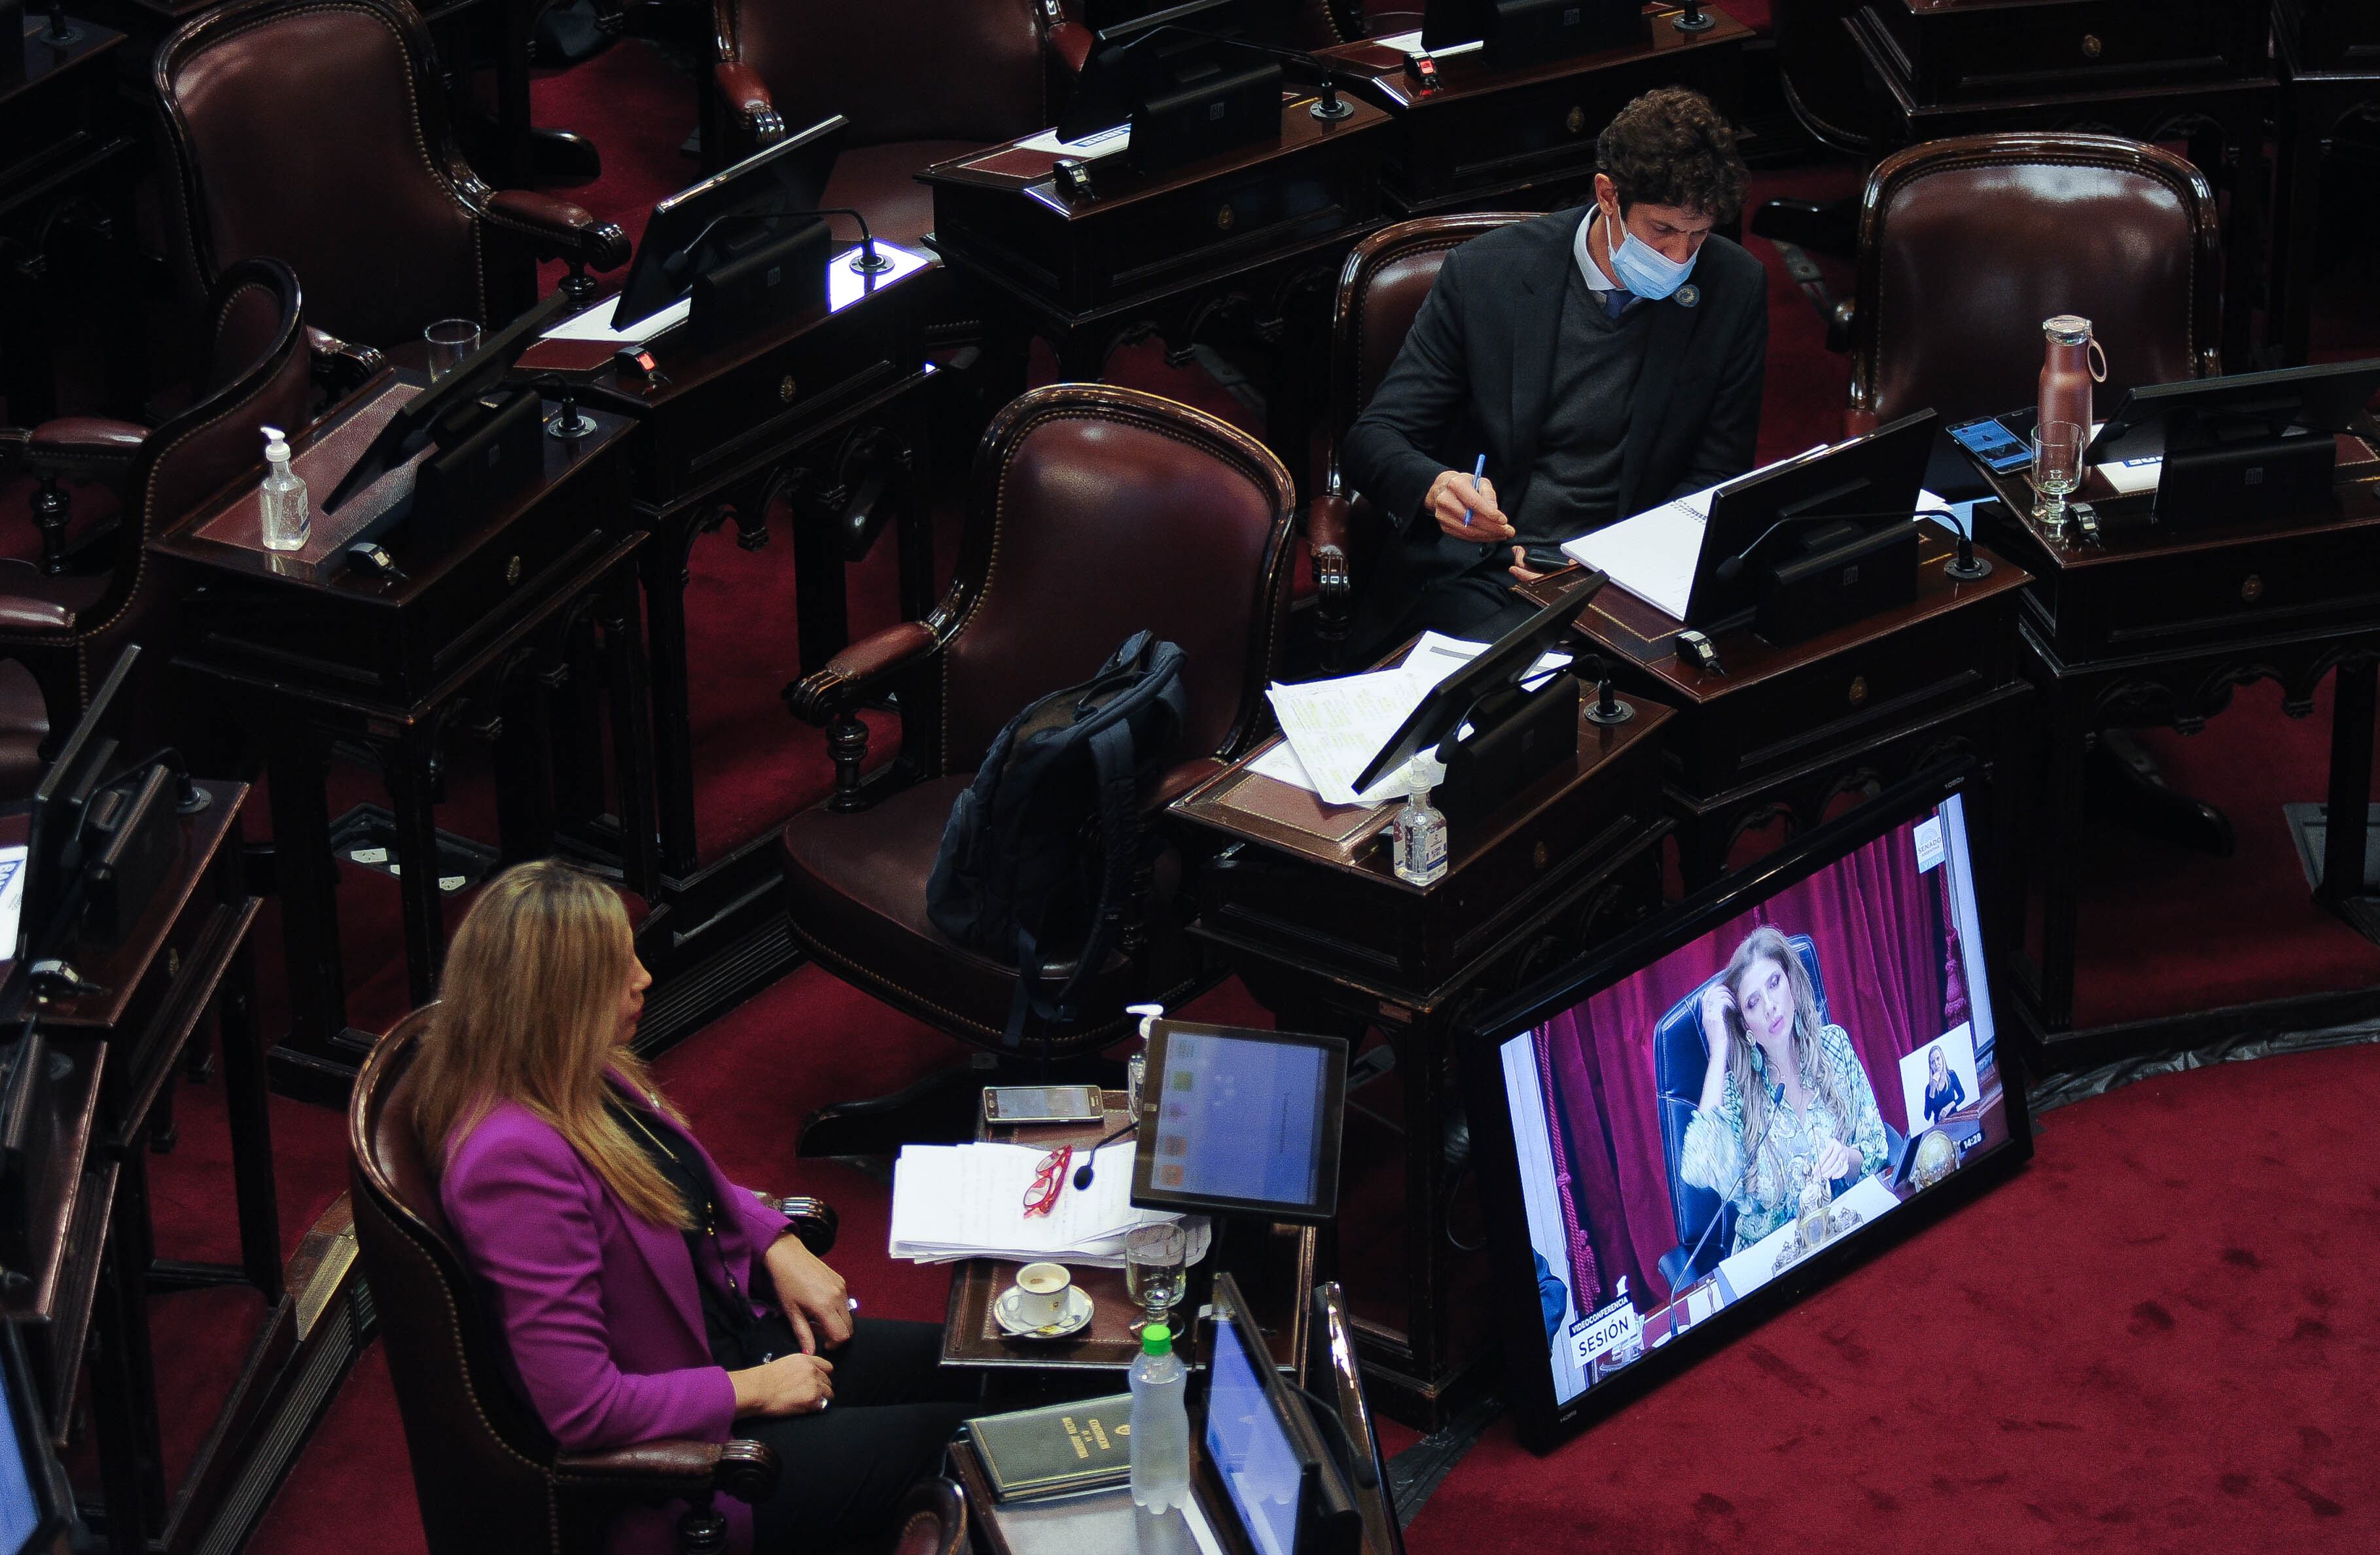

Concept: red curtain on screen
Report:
left=1533, top=824, right=1953, bottom=1309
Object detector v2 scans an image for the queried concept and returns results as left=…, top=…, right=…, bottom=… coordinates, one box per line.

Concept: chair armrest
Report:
left=713, top=60, right=785, bottom=147
left=554, top=1439, right=781, bottom=1505
left=1305, top=493, right=1353, bottom=601
left=24, top=418, right=149, bottom=483
left=785, top=620, right=938, bottom=725
left=890, top=1476, right=967, bottom=1555
left=306, top=326, right=385, bottom=394
left=1148, top=758, right=1225, bottom=811
left=483, top=189, right=631, bottom=273
left=773, top=1194, right=838, bottom=1255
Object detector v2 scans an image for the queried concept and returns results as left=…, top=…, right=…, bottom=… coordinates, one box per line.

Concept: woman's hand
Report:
left=1694, top=985, right=1736, bottom=1114
left=765, top=1234, right=853, bottom=1354
left=1427, top=469, right=1511, bottom=542
left=1813, top=1136, right=1858, bottom=1185
left=730, top=1353, right=833, bottom=1418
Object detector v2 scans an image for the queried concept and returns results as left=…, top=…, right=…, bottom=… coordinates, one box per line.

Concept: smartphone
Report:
left=1947, top=416, right=2033, bottom=472
left=982, top=1084, right=1105, bottom=1125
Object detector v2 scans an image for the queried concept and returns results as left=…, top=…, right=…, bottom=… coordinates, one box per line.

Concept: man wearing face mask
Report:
left=1338, top=87, right=1765, bottom=655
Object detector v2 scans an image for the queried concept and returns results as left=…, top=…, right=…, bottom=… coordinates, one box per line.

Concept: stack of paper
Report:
left=1260, top=632, right=1571, bottom=807
left=887, top=1142, right=1198, bottom=1267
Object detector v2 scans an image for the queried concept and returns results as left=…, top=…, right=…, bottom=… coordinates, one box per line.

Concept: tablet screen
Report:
left=1133, top=1026, right=1345, bottom=1221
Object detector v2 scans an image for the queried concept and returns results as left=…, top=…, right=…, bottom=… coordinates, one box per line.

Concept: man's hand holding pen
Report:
left=1428, top=466, right=1509, bottom=542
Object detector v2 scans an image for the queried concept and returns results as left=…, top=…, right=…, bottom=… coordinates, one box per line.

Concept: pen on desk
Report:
left=1463, top=453, right=1487, bottom=528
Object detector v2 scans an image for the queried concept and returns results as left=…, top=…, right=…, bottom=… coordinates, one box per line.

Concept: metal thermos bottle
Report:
left=2038, top=315, right=2104, bottom=434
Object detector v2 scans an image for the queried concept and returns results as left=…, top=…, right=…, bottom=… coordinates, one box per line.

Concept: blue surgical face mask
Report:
left=1601, top=199, right=1697, bottom=300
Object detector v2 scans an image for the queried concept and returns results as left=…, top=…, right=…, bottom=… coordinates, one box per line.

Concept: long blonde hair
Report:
left=1717, top=926, right=1856, bottom=1176
left=412, top=860, right=692, bottom=1229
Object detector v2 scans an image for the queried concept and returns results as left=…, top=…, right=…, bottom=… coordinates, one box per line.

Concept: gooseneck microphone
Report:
left=1069, top=1116, right=1141, bottom=1191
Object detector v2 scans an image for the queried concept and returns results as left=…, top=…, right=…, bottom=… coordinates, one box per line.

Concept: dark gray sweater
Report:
left=1508, top=266, right=1652, bottom=549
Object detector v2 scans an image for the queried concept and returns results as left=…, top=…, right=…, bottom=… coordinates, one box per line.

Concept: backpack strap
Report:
left=1003, top=715, right=1143, bottom=1049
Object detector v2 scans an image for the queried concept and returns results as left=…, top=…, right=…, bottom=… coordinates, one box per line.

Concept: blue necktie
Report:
left=1603, top=288, right=1634, bottom=321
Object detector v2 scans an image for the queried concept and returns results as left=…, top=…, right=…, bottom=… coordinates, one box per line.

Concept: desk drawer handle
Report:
left=506, top=555, right=523, bottom=586
left=1849, top=674, right=1869, bottom=707
left=779, top=375, right=799, bottom=403
left=1565, top=106, right=1586, bottom=136
left=2080, top=33, right=2102, bottom=59
left=1215, top=203, right=1235, bottom=232
left=1533, top=840, right=1549, bottom=871
left=2241, top=574, right=2263, bottom=603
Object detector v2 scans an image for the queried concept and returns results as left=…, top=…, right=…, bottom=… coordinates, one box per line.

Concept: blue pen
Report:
left=1463, top=453, right=1487, bottom=528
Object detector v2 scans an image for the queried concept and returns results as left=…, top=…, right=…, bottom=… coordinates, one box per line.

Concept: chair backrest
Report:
left=1651, top=934, right=1828, bottom=1265
left=722, top=0, right=1052, bottom=147
left=1849, top=133, right=2222, bottom=430
left=931, top=385, right=1296, bottom=775
left=1326, top=214, right=1529, bottom=488
left=156, top=0, right=485, bottom=350
left=349, top=1008, right=563, bottom=1554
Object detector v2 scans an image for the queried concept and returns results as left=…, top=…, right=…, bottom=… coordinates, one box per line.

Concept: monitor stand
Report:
left=1434, top=670, right=1580, bottom=828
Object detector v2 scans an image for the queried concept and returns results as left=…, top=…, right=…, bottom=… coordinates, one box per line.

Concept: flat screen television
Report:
left=1460, top=762, right=2033, bottom=1447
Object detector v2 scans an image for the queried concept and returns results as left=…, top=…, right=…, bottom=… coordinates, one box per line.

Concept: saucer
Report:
left=994, top=1283, right=1095, bottom=1340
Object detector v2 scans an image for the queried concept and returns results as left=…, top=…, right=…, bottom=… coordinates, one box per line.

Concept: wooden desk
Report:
left=942, top=1092, right=1316, bottom=1379
left=922, top=94, right=1389, bottom=489
left=2267, top=3, right=2380, bottom=365
left=1974, top=450, right=2380, bottom=1058
left=150, top=375, right=656, bottom=1095
left=1319, top=4, right=1752, bottom=216
left=1, top=13, right=142, bottom=423
left=1845, top=0, right=2271, bottom=367
left=1543, top=521, right=2031, bottom=888
left=1169, top=695, right=1671, bottom=1425
left=527, top=252, right=938, bottom=1021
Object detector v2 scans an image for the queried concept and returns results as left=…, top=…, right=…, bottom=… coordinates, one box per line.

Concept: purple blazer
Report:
left=439, top=1085, right=794, bottom=1555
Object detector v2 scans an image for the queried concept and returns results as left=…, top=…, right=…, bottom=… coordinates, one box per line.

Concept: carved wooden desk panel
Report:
left=1974, top=456, right=2380, bottom=1055
left=1319, top=4, right=1752, bottom=215
left=1170, top=701, right=1669, bottom=1425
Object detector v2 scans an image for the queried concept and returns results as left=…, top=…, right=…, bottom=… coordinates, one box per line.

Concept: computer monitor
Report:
left=1305, top=1283, right=1403, bottom=1555
left=608, top=114, right=848, bottom=329
left=1129, top=1022, right=1347, bottom=1223
left=2084, top=356, right=2380, bottom=464
left=1684, top=408, right=1938, bottom=630
left=1203, top=1272, right=1359, bottom=1555
left=1459, top=761, right=2033, bottom=1448
left=16, top=643, right=143, bottom=974
left=1420, top=0, right=1643, bottom=60
left=1056, top=0, right=1279, bottom=149
left=319, top=287, right=573, bottom=515
left=0, top=1310, right=68, bottom=1555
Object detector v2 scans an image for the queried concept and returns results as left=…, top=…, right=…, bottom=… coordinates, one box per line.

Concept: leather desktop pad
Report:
left=193, top=380, right=427, bottom=566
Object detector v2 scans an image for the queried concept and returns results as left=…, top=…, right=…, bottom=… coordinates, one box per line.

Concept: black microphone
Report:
left=1713, top=507, right=1965, bottom=586
left=1069, top=1117, right=1141, bottom=1190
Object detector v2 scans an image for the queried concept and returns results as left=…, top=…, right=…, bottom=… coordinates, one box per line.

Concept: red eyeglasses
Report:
left=1022, top=1146, right=1074, bottom=1218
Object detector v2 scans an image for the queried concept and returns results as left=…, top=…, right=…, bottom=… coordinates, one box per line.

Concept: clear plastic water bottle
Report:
left=1128, top=1322, right=1190, bottom=1512
left=258, top=425, right=309, bottom=551
left=1391, top=762, right=1448, bottom=886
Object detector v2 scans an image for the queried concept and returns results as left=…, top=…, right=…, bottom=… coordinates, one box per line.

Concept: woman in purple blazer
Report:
left=419, top=861, right=973, bottom=1555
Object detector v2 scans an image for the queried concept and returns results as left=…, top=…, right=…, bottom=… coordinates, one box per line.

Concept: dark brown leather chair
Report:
left=0, top=257, right=314, bottom=733
left=154, top=0, right=629, bottom=356
left=710, top=0, right=1080, bottom=251
left=781, top=383, right=1296, bottom=1059
left=1307, top=213, right=1527, bottom=655
left=354, top=1009, right=962, bottom=1555
left=1843, top=133, right=2223, bottom=435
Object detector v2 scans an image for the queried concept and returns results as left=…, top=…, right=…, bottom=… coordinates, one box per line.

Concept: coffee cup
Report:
left=1013, top=1262, right=1073, bottom=1327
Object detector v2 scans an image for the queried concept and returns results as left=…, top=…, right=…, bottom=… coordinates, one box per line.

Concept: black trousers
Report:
left=737, top=1318, right=978, bottom=1552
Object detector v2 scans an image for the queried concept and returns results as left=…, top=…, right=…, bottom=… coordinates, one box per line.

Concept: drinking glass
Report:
left=2031, top=421, right=2085, bottom=527
left=1123, top=1223, right=1188, bottom=1329
left=424, top=318, right=482, bottom=379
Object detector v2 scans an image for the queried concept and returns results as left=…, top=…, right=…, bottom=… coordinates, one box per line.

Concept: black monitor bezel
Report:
left=608, top=114, right=848, bottom=329
left=1130, top=1021, right=1348, bottom=1225
left=1057, top=0, right=1260, bottom=143
left=2083, top=356, right=2380, bottom=464
left=0, top=1319, right=70, bottom=1555
left=1203, top=1270, right=1323, bottom=1553
left=16, top=643, right=142, bottom=982
left=1684, top=408, right=1938, bottom=629
left=1456, top=760, right=2034, bottom=1450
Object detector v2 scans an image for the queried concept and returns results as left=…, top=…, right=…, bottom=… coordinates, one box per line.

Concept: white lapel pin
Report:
left=1675, top=283, right=1701, bottom=309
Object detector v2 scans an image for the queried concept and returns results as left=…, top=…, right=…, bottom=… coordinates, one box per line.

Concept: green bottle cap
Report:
left=1141, top=1323, right=1173, bottom=1357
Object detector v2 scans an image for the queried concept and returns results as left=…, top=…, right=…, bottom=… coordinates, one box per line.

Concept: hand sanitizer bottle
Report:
left=1124, top=1004, right=1165, bottom=1115
left=258, top=426, right=309, bottom=551
left=1391, top=761, right=1448, bottom=886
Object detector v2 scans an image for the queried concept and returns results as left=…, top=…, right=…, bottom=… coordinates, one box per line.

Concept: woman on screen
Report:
left=1923, top=1043, right=1967, bottom=1123
left=1678, top=926, right=1890, bottom=1254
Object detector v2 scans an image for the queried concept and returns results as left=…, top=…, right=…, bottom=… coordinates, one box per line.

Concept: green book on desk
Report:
left=965, top=1394, right=1135, bottom=1501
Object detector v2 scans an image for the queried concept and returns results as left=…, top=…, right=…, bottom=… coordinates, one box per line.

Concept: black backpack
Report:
left=926, top=632, right=1190, bottom=1047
